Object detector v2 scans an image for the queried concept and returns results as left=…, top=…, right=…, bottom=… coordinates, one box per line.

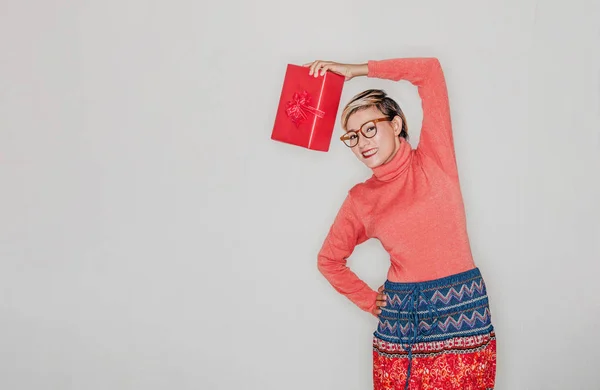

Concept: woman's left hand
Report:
left=302, top=60, right=368, bottom=81
left=372, top=285, right=387, bottom=317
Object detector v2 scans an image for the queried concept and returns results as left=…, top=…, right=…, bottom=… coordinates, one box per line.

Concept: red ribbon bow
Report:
left=285, top=90, right=325, bottom=127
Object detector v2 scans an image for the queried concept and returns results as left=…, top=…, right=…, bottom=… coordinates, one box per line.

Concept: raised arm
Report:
left=368, top=58, right=459, bottom=179
left=317, top=193, right=378, bottom=314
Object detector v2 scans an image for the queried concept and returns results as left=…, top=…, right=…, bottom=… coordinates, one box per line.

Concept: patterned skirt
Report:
left=373, top=267, right=496, bottom=390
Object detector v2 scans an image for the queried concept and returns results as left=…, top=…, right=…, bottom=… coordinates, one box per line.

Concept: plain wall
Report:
left=1, top=0, right=599, bottom=389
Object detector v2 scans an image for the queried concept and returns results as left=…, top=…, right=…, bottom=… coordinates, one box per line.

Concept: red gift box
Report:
left=271, top=64, right=345, bottom=152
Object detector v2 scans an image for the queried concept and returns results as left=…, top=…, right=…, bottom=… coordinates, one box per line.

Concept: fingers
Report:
left=305, top=60, right=332, bottom=77
left=373, top=285, right=388, bottom=317
left=305, top=61, right=318, bottom=75
left=376, top=286, right=387, bottom=308
left=372, top=305, right=383, bottom=316
left=377, top=285, right=387, bottom=302
left=320, top=64, right=333, bottom=76
left=310, top=61, right=323, bottom=77
left=372, top=304, right=386, bottom=316
left=303, top=61, right=355, bottom=80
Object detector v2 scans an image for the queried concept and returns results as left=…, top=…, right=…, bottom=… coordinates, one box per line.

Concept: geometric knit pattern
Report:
left=378, top=307, right=492, bottom=338
left=373, top=268, right=496, bottom=389
left=375, top=268, right=494, bottom=344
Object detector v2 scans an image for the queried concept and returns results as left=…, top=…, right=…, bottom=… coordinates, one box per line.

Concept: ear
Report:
left=391, top=115, right=403, bottom=136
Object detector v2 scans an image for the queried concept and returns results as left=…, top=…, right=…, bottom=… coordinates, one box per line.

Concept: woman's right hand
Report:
left=372, top=285, right=387, bottom=317
left=302, top=60, right=368, bottom=81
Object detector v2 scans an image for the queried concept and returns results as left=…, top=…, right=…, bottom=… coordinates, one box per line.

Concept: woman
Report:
left=306, top=58, right=496, bottom=390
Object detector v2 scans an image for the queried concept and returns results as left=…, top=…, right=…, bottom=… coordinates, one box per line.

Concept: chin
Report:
left=362, top=157, right=383, bottom=169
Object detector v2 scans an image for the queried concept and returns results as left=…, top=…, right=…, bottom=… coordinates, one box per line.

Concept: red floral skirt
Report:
left=373, top=268, right=496, bottom=390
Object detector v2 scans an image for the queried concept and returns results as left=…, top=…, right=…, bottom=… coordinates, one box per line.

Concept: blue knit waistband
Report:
left=383, top=267, right=483, bottom=293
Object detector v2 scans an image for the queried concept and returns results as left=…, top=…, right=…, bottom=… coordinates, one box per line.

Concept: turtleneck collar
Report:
left=372, top=138, right=413, bottom=182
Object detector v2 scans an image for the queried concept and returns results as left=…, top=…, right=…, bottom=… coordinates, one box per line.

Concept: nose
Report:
left=357, top=132, right=371, bottom=149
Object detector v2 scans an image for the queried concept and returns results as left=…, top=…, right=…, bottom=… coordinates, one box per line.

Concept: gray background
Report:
left=1, top=0, right=599, bottom=389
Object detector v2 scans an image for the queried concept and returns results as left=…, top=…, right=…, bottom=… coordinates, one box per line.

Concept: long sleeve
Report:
left=368, top=58, right=459, bottom=180
left=317, top=193, right=378, bottom=313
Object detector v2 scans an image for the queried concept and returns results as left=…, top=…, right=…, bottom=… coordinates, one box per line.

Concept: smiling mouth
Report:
left=362, top=148, right=378, bottom=158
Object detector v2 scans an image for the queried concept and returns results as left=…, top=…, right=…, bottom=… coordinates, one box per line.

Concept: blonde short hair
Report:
left=341, top=89, right=408, bottom=139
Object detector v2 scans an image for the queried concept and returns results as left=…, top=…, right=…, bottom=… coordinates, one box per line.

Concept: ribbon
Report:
left=396, top=285, right=440, bottom=390
left=285, top=90, right=325, bottom=127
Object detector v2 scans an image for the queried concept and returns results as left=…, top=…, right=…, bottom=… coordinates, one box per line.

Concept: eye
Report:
left=365, top=126, right=376, bottom=134
left=347, top=133, right=358, bottom=140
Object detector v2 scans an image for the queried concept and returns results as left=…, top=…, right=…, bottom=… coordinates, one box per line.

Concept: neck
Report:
left=372, top=139, right=412, bottom=182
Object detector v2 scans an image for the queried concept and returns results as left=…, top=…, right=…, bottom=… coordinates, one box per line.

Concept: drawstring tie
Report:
left=396, top=285, right=440, bottom=390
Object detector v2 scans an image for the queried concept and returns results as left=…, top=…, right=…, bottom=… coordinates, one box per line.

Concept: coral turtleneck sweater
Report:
left=317, top=58, right=476, bottom=314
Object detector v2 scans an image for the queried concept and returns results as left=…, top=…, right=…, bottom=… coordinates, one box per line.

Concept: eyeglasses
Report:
left=340, top=117, right=391, bottom=148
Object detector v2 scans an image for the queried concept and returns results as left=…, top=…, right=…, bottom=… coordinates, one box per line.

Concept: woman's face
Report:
left=345, top=106, right=403, bottom=169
